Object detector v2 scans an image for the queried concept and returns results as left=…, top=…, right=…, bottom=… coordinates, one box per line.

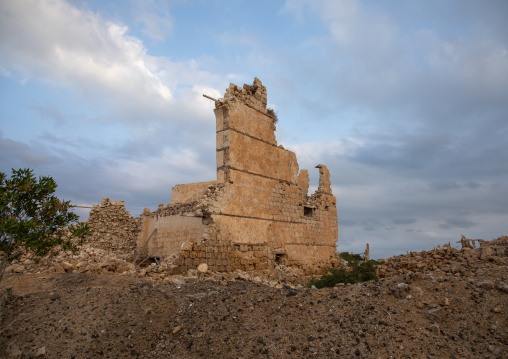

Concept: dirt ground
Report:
left=1, top=260, right=507, bottom=358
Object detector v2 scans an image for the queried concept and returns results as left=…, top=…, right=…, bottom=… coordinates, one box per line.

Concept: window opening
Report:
left=304, top=206, right=315, bottom=217
left=274, top=253, right=287, bottom=265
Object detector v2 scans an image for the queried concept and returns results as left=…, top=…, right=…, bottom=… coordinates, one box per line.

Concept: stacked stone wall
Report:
left=175, top=239, right=232, bottom=273
left=87, top=198, right=141, bottom=259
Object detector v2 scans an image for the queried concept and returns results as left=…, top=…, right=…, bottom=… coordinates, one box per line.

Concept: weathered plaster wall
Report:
left=138, top=214, right=207, bottom=259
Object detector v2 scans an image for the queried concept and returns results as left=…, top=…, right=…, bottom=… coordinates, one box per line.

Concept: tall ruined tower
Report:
left=137, top=78, right=338, bottom=273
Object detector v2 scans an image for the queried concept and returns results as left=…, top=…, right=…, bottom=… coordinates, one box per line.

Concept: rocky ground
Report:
left=1, top=242, right=507, bottom=358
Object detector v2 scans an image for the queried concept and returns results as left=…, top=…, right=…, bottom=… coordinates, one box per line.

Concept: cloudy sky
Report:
left=1, top=0, right=507, bottom=259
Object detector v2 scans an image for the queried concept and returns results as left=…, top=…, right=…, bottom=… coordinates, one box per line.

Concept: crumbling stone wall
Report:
left=87, top=198, right=141, bottom=259
left=171, top=180, right=218, bottom=204
left=224, top=77, right=268, bottom=114
left=479, top=235, right=508, bottom=257
left=137, top=78, right=339, bottom=274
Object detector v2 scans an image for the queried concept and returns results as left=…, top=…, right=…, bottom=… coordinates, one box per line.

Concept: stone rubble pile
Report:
left=130, top=260, right=306, bottom=289
left=5, top=243, right=308, bottom=289
left=87, top=198, right=141, bottom=259
left=5, top=236, right=507, bottom=292
left=6, top=244, right=136, bottom=276
left=149, top=200, right=200, bottom=217
left=221, top=77, right=268, bottom=114
left=377, top=236, right=508, bottom=278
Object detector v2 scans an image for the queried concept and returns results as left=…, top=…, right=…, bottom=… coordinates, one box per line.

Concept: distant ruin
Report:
left=88, top=78, right=339, bottom=274
left=458, top=235, right=508, bottom=257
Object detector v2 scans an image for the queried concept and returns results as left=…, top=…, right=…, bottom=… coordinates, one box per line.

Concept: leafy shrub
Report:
left=0, top=168, right=90, bottom=282
left=267, top=108, right=278, bottom=123
left=307, top=254, right=381, bottom=289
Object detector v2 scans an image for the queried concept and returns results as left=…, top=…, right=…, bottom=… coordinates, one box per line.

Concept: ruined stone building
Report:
left=88, top=78, right=338, bottom=274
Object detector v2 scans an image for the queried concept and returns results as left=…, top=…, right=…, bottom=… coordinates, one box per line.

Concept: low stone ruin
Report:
left=458, top=235, right=508, bottom=257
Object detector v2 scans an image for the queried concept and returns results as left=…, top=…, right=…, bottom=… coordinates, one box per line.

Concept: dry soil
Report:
left=1, top=259, right=507, bottom=358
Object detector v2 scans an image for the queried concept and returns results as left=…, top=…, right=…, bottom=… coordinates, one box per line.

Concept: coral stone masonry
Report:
left=88, top=78, right=339, bottom=274
left=86, top=198, right=141, bottom=260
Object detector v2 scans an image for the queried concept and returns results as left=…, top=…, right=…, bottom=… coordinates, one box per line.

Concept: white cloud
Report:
left=0, top=0, right=220, bottom=128
left=0, top=0, right=222, bottom=219
left=130, top=0, right=173, bottom=41
left=426, top=37, right=508, bottom=94
left=286, top=0, right=399, bottom=61
left=288, top=138, right=362, bottom=168
left=284, top=0, right=508, bottom=118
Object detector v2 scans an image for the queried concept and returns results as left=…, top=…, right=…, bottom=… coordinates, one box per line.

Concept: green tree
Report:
left=0, top=168, right=90, bottom=283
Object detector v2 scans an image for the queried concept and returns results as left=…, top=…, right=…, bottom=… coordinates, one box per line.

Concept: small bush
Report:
left=307, top=256, right=381, bottom=289
left=267, top=108, right=278, bottom=123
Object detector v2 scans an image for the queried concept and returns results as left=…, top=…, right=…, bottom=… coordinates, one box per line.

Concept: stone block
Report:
left=198, top=263, right=208, bottom=273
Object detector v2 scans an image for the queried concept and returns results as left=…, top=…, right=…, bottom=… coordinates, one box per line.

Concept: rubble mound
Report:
left=1, top=237, right=507, bottom=358
left=378, top=236, right=508, bottom=278
left=5, top=244, right=137, bottom=277
left=5, top=243, right=310, bottom=289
